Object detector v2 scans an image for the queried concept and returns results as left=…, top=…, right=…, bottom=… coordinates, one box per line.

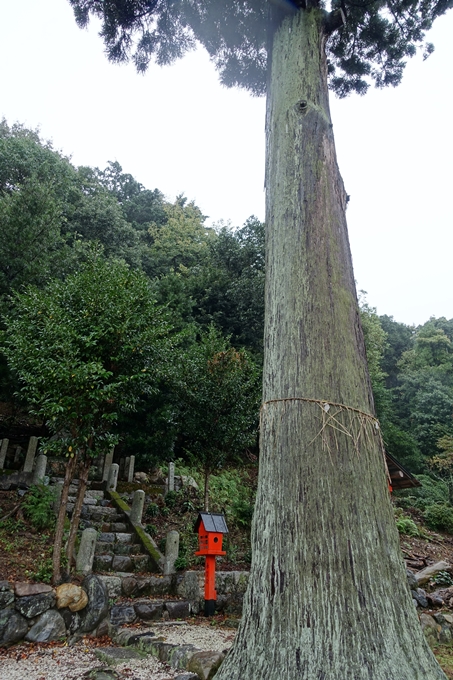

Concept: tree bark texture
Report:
left=65, top=456, right=92, bottom=574
left=216, top=9, right=445, bottom=679
left=52, top=453, right=77, bottom=585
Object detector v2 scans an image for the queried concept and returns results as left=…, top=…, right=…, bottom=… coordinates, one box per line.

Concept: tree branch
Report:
left=324, top=8, right=346, bottom=35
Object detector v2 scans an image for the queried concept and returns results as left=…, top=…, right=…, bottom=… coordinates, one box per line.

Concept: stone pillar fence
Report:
left=23, top=436, right=39, bottom=473
left=32, top=454, right=47, bottom=485
left=130, top=489, right=145, bottom=525
left=0, top=438, right=9, bottom=469
left=127, top=455, right=135, bottom=483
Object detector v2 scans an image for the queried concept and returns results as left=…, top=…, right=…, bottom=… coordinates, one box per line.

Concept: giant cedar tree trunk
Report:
left=216, top=9, right=445, bottom=679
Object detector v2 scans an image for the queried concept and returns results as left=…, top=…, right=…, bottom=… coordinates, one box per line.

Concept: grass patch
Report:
left=434, top=646, right=453, bottom=678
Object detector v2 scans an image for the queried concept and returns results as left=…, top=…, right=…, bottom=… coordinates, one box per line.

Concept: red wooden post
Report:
left=194, top=512, right=228, bottom=616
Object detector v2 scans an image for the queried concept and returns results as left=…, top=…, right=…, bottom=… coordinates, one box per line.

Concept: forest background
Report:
left=1, top=118, right=452, bottom=505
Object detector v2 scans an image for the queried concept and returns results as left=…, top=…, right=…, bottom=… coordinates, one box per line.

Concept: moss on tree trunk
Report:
left=215, top=8, right=445, bottom=679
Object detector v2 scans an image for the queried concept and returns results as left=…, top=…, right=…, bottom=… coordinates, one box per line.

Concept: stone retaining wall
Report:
left=0, top=571, right=248, bottom=649
left=97, top=570, right=249, bottom=616
left=3, top=569, right=453, bottom=652
left=0, top=575, right=111, bottom=647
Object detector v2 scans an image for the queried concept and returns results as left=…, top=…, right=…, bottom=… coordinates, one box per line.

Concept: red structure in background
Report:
left=195, top=512, right=228, bottom=616
left=385, top=451, right=421, bottom=494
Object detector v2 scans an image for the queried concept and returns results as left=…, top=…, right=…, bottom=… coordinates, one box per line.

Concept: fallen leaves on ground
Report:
left=0, top=635, right=113, bottom=660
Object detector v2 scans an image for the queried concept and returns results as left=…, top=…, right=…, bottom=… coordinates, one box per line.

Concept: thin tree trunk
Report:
left=216, top=8, right=445, bottom=680
left=65, top=456, right=92, bottom=575
left=204, top=468, right=210, bottom=511
left=52, top=453, right=77, bottom=585
left=448, top=477, right=453, bottom=505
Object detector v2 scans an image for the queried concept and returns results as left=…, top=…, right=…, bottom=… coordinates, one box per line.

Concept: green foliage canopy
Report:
left=1, top=247, right=174, bottom=459
left=178, top=326, right=260, bottom=490
left=69, top=0, right=451, bottom=96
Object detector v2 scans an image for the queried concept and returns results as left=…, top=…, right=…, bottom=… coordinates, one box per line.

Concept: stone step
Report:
left=86, top=506, right=121, bottom=519
left=84, top=520, right=126, bottom=533
left=67, top=496, right=98, bottom=506
left=97, top=532, right=138, bottom=544
left=95, top=542, right=114, bottom=555
left=93, top=554, right=151, bottom=573
left=96, top=542, right=147, bottom=557
left=85, top=490, right=105, bottom=501
left=95, top=542, right=146, bottom=556
left=114, top=543, right=138, bottom=556
left=67, top=504, right=120, bottom=518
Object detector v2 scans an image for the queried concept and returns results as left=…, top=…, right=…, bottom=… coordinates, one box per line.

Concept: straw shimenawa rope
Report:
left=260, top=397, right=391, bottom=483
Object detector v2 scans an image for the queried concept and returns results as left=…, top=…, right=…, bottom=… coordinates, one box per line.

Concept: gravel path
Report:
left=0, top=623, right=236, bottom=680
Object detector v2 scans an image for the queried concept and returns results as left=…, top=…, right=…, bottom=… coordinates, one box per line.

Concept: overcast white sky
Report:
left=1, top=0, right=452, bottom=327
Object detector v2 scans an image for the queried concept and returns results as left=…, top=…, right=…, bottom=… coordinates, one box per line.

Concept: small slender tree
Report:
left=178, top=326, right=260, bottom=510
left=1, top=246, right=173, bottom=583
left=431, top=436, right=453, bottom=504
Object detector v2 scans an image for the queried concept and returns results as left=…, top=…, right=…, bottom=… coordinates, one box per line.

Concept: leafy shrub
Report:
left=145, top=502, right=159, bottom=518
left=394, top=475, right=449, bottom=511
left=174, top=555, right=188, bottom=570
left=423, top=504, right=453, bottom=533
left=231, top=497, right=254, bottom=529
left=25, top=548, right=67, bottom=583
left=22, top=484, right=56, bottom=530
left=0, top=518, right=26, bottom=532
left=244, top=549, right=252, bottom=565
left=27, top=558, right=53, bottom=583
left=396, top=516, right=420, bottom=537
left=164, top=491, right=178, bottom=508
left=394, top=507, right=420, bottom=536
left=432, top=570, right=453, bottom=587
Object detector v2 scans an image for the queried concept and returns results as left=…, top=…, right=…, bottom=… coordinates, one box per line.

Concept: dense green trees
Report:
left=360, top=308, right=453, bottom=475
left=177, top=326, right=260, bottom=509
left=1, top=248, right=174, bottom=582
left=0, top=121, right=75, bottom=310
left=1, top=118, right=451, bottom=480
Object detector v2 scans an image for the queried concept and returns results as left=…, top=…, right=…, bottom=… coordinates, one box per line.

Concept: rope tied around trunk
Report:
left=260, top=397, right=391, bottom=483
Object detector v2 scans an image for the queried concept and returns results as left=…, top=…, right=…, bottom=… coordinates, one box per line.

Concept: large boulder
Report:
left=15, top=591, right=56, bottom=618
left=419, top=613, right=440, bottom=648
left=411, top=588, right=428, bottom=609
left=165, top=601, right=191, bottom=619
left=134, top=600, right=164, bottom=621
left=25, top=608, right=66, bottom=642
left=415, top=561, right=451, bottom=586
left=14, top=582, right=54, bottom=597
left=97, top=576, right=122, bottom=600
left=0, top=471, right=33, bottom=490
left=406, top=569, right=418, bottom=590
left=79, top=575, right=109, bottom=633
left=121, top=575, right=172, bottom=598
left=110, top=604, right=137, bottom=626
left=56, top=583, right=88, bottom=612
left=0, top=582, right=14, bottom=609
left=94, top=646, right=144, bottom=665
left=187, top=650, right=225, bottom=680
left=0, top=608, right=28, bottom=647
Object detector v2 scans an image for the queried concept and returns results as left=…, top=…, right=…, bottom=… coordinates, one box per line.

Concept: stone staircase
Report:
left=53, top=479, right=155, bottom=574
